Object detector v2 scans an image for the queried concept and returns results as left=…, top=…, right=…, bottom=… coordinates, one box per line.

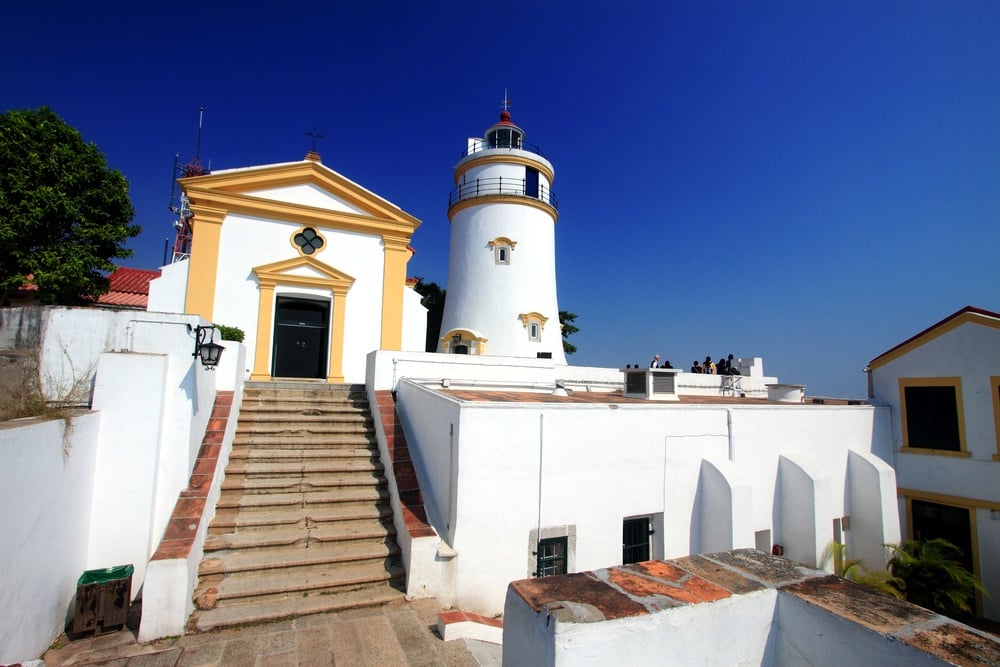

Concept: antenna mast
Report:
left=168, top=107, right=207, bottom=264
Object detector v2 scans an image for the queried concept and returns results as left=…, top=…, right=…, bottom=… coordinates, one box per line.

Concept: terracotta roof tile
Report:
left=95, top=267, right=160, bottom=308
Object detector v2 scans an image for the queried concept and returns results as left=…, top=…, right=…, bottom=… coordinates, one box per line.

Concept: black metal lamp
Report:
left=193, top=325, right=224, bottom=369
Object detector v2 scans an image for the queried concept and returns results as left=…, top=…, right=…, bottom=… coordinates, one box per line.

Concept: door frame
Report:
left=250, top=256, right=355, bottom=383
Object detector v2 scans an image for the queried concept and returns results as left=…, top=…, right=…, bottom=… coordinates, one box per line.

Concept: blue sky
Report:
left=4, top=1, right=998, bottom=397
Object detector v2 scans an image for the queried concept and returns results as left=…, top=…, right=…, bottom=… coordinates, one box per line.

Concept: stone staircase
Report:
left=189, top=382, right=405, bottom=632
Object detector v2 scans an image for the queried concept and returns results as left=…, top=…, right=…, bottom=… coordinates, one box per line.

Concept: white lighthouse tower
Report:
left=438, top=103, right=566, bottom=364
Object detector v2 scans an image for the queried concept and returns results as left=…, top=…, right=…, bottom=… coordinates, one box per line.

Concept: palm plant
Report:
left=822, top=542, right=903, bottom=600
left=885, top=538, right=986, bottom=617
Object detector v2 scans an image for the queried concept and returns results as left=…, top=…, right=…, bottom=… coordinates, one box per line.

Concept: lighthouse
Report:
left=438, top=104, right=566, bottom=364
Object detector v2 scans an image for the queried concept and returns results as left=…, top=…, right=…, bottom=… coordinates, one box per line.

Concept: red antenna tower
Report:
left=168, top=107, right=207, bottom=263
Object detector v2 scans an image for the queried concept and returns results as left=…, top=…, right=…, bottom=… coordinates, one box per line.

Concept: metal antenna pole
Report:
left=194, top=107, right=204, bottom=162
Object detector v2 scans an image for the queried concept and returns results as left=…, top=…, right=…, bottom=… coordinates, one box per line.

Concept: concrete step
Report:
left=189, top=581, right=404, bottom=632
left=241, top=391, right=367, bottom=403
left=199, top=540, right=401, bottom=576
left=215, top=487, right=389, bottom=512
left=238, top=402, right=371, bottom=415
left=224, top=459, right=383, bottom=477
left=228, top=447, right=378, bottom=461
left=201, top=558, right=404, bottom=605
left=232, top=433, right=376, bottom=447
left=204, top=520, right=396, bottom=552
left=242, top=393, right=368, bottom=412
left=209, top=504, right=394, bottom=533
left=236, top=421, right=375, bottom=440
left=221, top=471, right=388, bottom=493
left=240, top=410, right=374, bottom=427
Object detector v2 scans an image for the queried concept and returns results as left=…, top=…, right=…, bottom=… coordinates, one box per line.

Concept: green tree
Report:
left=885, top=538, right=985, bottom=617
left=559, top=310, right=579, bottom=355
left=413, top=278, right=446, bottom=353
left=0, top=107, right=139, bottom=305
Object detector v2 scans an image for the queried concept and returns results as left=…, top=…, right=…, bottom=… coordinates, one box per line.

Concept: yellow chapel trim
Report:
left=184, top=204, right=227, bottom=320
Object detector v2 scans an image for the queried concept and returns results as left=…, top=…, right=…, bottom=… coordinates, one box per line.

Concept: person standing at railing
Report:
left=727, top=354, right=740, bottom=375
left=717, top=356, right=729, bottom=375
left=650, top=355, right=661, bottom=368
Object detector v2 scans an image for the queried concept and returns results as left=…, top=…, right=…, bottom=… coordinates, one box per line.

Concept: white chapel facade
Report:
left=148, top=152, right=425, bottom=384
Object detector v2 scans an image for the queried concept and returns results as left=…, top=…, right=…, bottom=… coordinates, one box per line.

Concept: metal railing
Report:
left=448, top=177, right=558, bottom=209
left=460, top=138, right=547, bottom=160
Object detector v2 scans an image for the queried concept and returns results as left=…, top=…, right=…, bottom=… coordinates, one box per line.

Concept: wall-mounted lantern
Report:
left=193, top=325, right=224, bottom=369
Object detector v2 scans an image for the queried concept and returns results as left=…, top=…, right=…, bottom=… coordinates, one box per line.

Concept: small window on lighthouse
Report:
left=491, top=237, right=516, bottom=265
left=529, top=322, right=541, bottom=341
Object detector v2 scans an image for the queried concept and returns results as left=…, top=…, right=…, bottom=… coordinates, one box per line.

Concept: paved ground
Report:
left=42, top=599, right=501, bottom=667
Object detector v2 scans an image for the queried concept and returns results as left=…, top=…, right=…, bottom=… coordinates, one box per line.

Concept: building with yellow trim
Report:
left=148, top=152, right=425, bottom=383
left=438, top=110, right=566, bottom=362
left=867, top=305, right=1000, bottom=620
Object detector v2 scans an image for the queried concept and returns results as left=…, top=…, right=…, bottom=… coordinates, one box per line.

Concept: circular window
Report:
left=293, top=228, right=325, bottom=255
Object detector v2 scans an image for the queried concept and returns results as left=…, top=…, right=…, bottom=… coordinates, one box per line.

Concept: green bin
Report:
left=71, top=564, right=133, bottom=636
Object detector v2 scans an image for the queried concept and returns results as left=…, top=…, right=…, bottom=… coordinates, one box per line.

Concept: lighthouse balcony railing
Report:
left=461, top=137, right=546, bottom=158
left=449, top=177, right=558, bottom=209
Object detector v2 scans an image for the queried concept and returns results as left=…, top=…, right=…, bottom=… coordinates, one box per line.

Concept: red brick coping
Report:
left=374, top=391, right=435, bottom=538
left=151, top=391, right=234, bottom=561
left=438, top=610, right=503, bottom=629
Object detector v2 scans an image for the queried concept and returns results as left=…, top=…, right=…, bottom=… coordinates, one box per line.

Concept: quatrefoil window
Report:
left=293, top=227, right=325, bottom=255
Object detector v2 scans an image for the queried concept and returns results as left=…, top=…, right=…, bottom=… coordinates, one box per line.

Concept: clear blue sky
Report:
left=4, top=2, right=998, bottom=397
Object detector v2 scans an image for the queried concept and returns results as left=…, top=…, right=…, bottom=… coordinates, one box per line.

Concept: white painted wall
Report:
left=147, top=259, right=189, bottom=314
left=368, top=349, right=591, bottom=392
left=699, top=459, right=756, bottom=553
left=251, top=183, right=367, bottom=214
left=0, top=413, right=101, bottom=664
left=777, top=453, right=833, bottom=567
left=847, top=449, right=902, bottom=572
left=401, top=286, right=428, bottom=353
left=503, top=586, right=777, bottom=667
left=395, top=379, right=897, bottom=615
left=869, top=318, right=1000, bottom=619
left=772, top=594, right=949, bottom=667
left=504, top=579, right=956, bottom=667
left=0, top=307, right=230, bottom=656
left=88, top=353, right=169, bottom=591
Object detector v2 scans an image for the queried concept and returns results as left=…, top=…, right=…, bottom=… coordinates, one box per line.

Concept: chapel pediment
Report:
left=179, top=157, right=420, bottom=237
left=252, top=255, right=356, bottom=291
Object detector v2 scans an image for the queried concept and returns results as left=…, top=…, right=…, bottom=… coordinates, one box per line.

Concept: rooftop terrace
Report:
left=504, top=549, right=1000, bottom=666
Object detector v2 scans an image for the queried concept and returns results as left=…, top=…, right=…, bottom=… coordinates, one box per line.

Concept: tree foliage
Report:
left=560, top=310, right=579, bottom=355
left=0, top=107, right=139, bottom=305
left=413, top=278, right=446, bottom=353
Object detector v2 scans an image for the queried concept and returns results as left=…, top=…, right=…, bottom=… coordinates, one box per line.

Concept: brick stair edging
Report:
left=370, top=389, right=445, bottom=599
left=438, top=610, right=503, bottom=644
left=137, top=389, right=241, bottom=642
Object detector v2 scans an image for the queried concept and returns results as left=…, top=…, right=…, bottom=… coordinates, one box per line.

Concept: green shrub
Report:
left=214, top=324, right=245, bottom=343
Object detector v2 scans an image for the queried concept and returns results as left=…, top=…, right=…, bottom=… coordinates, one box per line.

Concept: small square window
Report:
left=536, top=537, right=567, bottom=577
